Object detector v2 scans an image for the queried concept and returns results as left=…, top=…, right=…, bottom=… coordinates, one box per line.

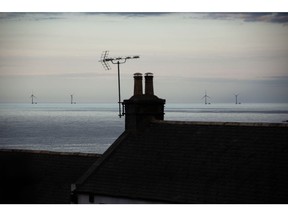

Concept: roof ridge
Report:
left=152, top=120, right=288, bottom=127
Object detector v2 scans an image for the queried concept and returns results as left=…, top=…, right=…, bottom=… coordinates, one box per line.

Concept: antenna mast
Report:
left=99, top=51, right=140, bottom=118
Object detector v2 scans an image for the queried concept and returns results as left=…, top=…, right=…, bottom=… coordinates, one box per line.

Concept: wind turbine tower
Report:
left=202, top=90, right=211, bottom=104
left=70, top=94, right=76, bottom=104
left=31, top=94, right=37, bottom=104
left=234, top=94, right=239, bottom=104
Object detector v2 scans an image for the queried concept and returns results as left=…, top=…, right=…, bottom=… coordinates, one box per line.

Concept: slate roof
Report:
left=76, top=121, right=288, bottom=204
left=0, top=149, right=100, bottom=204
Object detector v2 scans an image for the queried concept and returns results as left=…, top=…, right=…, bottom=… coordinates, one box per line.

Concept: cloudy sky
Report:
left=0, top=12, right=288, bottom=103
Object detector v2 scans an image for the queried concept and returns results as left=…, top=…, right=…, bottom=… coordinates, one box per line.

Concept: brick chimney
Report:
left=123, top=73, right=165, bottom=131
left=133, top=73, right=143, bottom=95
left=144, top=72, right=154, bottom=95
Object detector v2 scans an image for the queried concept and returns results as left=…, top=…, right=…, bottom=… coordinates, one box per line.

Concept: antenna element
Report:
left=99, top=51, right=140, bottom=118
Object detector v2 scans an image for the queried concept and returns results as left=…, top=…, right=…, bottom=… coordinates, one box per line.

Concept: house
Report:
left=0, top=149, right=100, bottom=203
left=73, top=73, right=288, bottom=204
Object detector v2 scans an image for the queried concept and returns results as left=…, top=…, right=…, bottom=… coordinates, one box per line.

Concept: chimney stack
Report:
left=123, top=73, right=165, bottom=131
left=144, top=72, right=154, bottom=95
left=133, top=73, right=143, bottom=95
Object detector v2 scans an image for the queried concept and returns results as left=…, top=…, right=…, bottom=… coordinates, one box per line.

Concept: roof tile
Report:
left=76, top=121, right=288, bottom=203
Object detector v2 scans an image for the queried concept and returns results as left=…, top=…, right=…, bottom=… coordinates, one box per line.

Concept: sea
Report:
left=0, top=103, right=288, bottom=154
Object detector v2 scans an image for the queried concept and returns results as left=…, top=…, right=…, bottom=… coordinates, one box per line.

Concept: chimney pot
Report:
left=144, top=72, right=154, bottom=95
left=124, top=73, right=165, bottom=131
left=133, top=73, right=143, bottom=95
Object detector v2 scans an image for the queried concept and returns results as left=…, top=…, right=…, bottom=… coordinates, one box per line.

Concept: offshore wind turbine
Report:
left=202, top=90, right=211, bottom=104
left=70, top=94, right=76, bottom=104
left=30, top=93, right=37, bottom=104
left=234, top=93, right=240, bottom=104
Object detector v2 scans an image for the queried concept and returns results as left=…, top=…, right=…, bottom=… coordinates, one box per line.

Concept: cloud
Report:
left=0, top=12, right=173, bottom=22
left=1, top=12, right=287, bottom=24
left=0, top=12, right=65, bottom=21
left=202, top=13, right=288, bottom=24
left=82, top=12, right=172, bottom=17
left=264, top=75, right=288, bottom=84
left=242, top=13, right=288, bottom=24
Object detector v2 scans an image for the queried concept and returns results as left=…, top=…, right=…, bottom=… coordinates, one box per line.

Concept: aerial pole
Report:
left=99, top=51, right=140, bottom=118
left=117, top=61, right=121, bottom=116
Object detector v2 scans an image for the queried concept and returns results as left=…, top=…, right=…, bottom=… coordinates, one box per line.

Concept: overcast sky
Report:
left=0, top=12, right=288, bottom=103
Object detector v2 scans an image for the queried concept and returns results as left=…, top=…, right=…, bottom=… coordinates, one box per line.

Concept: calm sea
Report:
left=0, top=103, right=288, bottom=154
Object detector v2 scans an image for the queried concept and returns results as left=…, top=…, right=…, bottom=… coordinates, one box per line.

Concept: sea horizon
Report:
left=1, top=102, right=288, bottom=154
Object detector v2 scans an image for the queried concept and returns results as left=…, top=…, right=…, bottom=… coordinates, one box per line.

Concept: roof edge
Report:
left=0, top=148, right=100, bottom=157
left=76, top=191, right=175, bottom=204
left=74, top=131, right=131, bottom=186
left=152, top=120, right=288, bottom=127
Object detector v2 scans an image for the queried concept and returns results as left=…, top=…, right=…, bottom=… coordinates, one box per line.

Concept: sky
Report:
left=0, top=12, right=288, bottom=103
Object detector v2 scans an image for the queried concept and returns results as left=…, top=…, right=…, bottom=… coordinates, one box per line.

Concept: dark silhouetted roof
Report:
left=76, top=121, right=288, bottom=203
left=0, top=149, right=100, bottom=204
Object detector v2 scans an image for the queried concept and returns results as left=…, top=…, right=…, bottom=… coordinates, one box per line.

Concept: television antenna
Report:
left=202, top=90, right=211, bottom=104
left=99, top=50, right=140, bottom=118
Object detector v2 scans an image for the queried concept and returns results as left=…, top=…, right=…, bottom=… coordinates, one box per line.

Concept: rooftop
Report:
left=76, top=120, right=288, bottom=203
left=0, top=149, right=100, bottom=203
